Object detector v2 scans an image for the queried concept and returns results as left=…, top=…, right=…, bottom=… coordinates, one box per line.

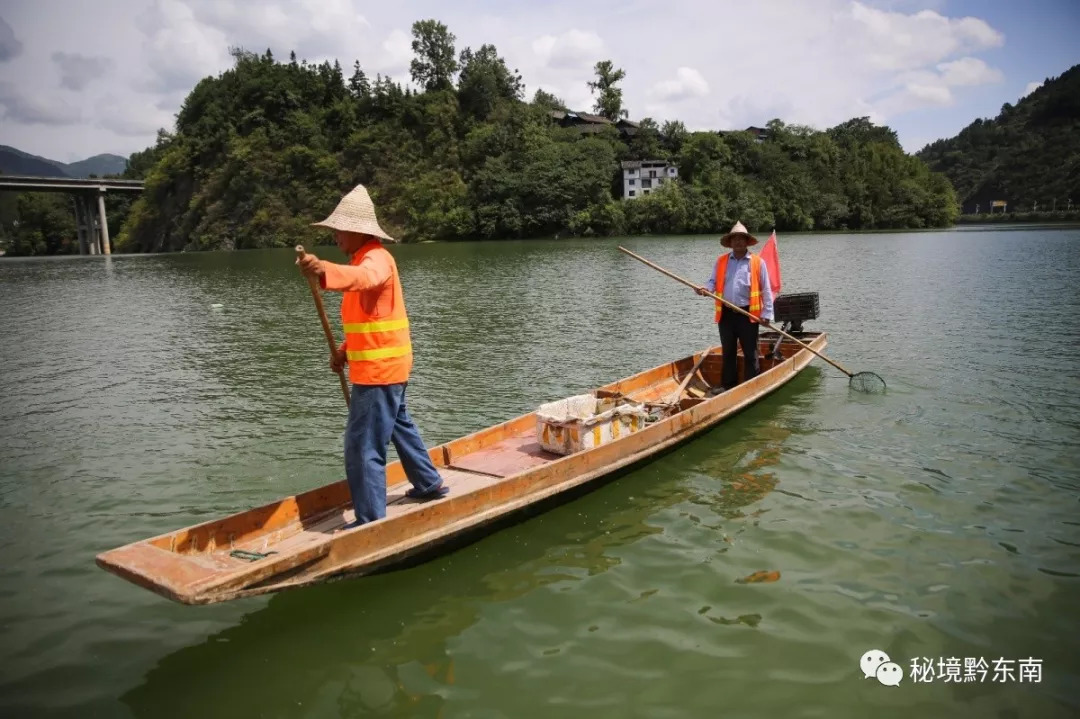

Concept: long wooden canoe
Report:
left=97, top=330, right=826, bottom=604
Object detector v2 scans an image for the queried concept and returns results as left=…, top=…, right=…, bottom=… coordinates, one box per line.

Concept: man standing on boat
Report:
left=296, top=184, right=447, bottom=528
left=696, top=221, right=775, bottom=390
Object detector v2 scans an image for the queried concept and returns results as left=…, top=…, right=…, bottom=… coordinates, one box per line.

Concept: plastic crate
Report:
left=535, top=394, right=649, bottom=456
left=774, top=292, right=819, bottom=322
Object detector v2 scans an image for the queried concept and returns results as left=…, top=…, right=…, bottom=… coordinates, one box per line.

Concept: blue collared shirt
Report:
left=706, top=252, right=774, bottom=321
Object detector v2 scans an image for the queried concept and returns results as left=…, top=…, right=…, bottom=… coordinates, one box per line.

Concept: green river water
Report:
left=0, top=227, right=1078, bottom=718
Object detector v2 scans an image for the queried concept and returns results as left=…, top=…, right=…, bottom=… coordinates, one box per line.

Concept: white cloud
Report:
left=96, top=95, right=175, bottom=137
left=52, top=52, right=114, bottom=91
left=0, top=0, right=1020, bottom=161
left=873, top=55, right=1004, bottom=116
left=936, top=57, right=1003, bottom=86
left=846, top=2, right=1004, bottom=71
left=378, top=29, right=413, bottom=83
left=651, top=67, right=709, bottom=102
left=0, top=81, right=82, bottom=125
left=1023, top=80, right=1042, bottom=97
left=184, top=0, right=370, bottom=61
left=135, top=0, right=231, bottom=92
left=908, top=83, right=953, bottom=105
left=532, top=29, right=604, bottom=71
left=510, top=28, right=608, bottom=112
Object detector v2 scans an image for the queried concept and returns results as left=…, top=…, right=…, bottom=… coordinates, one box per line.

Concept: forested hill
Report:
left=917, top=64, right=1080, bottom=214
left=4, top=19, right=960, bottom=256
left=112, top=19, right=961, bottom=252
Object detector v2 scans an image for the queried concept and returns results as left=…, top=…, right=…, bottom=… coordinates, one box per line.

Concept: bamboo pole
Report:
left=295, top=245, right=350, bottom=406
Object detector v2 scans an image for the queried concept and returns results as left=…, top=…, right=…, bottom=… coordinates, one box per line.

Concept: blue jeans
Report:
left=344, top=382, right=444, bottom=524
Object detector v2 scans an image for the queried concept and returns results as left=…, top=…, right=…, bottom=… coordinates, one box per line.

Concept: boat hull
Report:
left=96, top=332, right=826, bottom=604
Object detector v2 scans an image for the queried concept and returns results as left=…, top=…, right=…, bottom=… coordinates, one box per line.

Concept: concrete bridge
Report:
left=0, top=175, right=145, bottom=255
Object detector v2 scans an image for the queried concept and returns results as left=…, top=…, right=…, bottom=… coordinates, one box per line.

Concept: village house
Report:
left=549, top=111, right=640, bottom=139
left=621, top=160, right=678, bottom=199
left=718, top=126, right=769, bottom=143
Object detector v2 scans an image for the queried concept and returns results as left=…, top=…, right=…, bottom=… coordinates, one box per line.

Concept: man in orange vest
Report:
left=297, top=184, right=447, bottom=527
left=696, top=221, right=775, bottom=390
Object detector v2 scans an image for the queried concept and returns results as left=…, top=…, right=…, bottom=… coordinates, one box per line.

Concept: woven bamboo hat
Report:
left=311, top=184, right=396, bottom=242
left=720, top=221, right=758, bottom=248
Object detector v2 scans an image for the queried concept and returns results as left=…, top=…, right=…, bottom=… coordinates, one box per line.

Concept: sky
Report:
left=0, top=0, right=1077, bottom=162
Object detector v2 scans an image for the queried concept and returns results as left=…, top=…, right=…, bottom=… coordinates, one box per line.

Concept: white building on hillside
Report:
left=622, top=160, right=677, bottom=199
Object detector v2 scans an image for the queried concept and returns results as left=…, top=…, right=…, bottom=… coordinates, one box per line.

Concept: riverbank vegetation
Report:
left=4, top=19, right=976, bottom=254
left=918, top=64, right=1080, bottom=216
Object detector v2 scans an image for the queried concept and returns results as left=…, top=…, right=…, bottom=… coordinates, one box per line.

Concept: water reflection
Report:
left=687, top=369, right=822, bottom=520
left=119, top=377, right=814, bottom=718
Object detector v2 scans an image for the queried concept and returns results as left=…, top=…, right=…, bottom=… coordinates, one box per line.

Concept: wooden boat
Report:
left=96, top=329, right=826, bottom=604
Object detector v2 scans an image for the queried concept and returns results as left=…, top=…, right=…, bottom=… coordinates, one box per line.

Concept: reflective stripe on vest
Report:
left=343, top=319, right=411, bottom=333
left=714, top=253, right=763, bottom=323
left=340, top=242, right=413, bottom=385
left=346, top=344, right=412, bottom=362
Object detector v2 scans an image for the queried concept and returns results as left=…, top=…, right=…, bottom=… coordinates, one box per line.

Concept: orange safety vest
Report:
left=714, top=253, right=763, bottom=323
left=341, top=242, right=412, bottom=385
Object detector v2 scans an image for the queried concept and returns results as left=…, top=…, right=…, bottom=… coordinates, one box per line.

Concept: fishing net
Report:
left=850, top=371, right=887, bottom=393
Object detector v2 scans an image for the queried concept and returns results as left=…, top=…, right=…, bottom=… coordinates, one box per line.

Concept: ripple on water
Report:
left=2, top=235, right=1080, bottom=717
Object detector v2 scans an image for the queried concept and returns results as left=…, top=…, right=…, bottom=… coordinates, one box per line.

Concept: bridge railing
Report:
left=0, top=175, right=145, bottom=191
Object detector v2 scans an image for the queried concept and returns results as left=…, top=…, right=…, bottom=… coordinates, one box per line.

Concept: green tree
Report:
left=660, top=120, right=688, bottom=156
left=627, top=117, right=665, bottom=160
left=6, top=193, right=77, bottom=256
left=410, top=20, right=459, bottom=92
left=587, top=60, right=628, bottom=120
left=918, top=64, right=1080, bottom=213
left=347, top=61, right=371, bottom=99
left=457, top=44, right=523, bottom=120
left=827, top=116, right=901, bottom=149
left=531, top=88, right=565, bottom=111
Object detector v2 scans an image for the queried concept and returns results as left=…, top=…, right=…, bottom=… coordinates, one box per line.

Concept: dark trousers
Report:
left=718, top=306, right=760, bottom=389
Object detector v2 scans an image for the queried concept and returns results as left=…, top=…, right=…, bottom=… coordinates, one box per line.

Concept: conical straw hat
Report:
left=312, top=184, right=396, bottom=242
left=720, top=220, right=758, bottom=247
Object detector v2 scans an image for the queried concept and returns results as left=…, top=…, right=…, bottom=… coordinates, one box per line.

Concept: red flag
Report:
left=758, top=229, right=782, bottom=297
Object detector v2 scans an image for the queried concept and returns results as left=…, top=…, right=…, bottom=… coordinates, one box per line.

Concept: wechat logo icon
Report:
left=861, top=649, right=903, bottom=687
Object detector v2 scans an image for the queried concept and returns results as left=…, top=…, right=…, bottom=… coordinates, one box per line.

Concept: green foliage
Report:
left=531, top=89, right=565, bottom=111
left=917, top=64, right=1080, bottom=213
left=410, top=20, right=459, bottom=92
left=587, top=60, right=628, bottom=121
left=457, top=44, right=523, bottom=120
left=0, top=181, right=17, bottom=252
left=4, top=193, right=77, bottom=256
left=9, top=19, right=970, bottom=255
left=957, top=210, right=1080, bottom=224
left=627, top=118, right=665, bottom=161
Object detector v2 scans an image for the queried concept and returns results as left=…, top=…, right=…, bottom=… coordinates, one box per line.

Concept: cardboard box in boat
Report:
left=535, top=394, right=650, bottom=456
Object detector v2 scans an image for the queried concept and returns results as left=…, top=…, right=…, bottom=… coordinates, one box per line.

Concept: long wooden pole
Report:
left=296, top=245, right=351, bottom=406
left=666, top=349, right=711, bottom=404
left=617, top=246, right=856, bottom=378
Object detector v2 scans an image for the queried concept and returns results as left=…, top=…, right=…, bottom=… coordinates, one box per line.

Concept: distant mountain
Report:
left=0, top=145, right=129, bottom=179
left=0, top=145, right=67, bottom=177
left=65, top=154, right=129, bottom=178
left=917, top=64, right=1080, bottom=214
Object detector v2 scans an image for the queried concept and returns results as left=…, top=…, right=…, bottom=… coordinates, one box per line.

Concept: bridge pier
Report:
left=97, top=190, right=111, bottom=255
left=72, top=191, right=112, bottom=255
left=74, top=195, right=90, bottom=255
left=75, top=194, right=99, bottom=255
left=72, top=196, right=83, bottom=254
